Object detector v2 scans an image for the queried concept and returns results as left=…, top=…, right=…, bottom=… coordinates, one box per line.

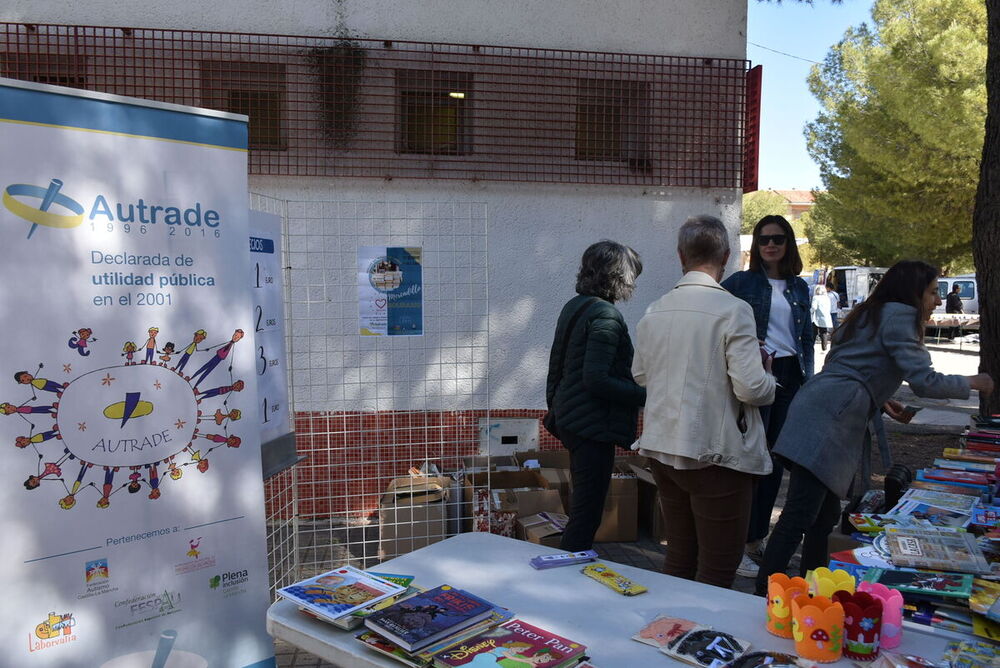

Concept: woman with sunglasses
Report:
left=755, top=260, right=993, bottom=593
left=721, top=214, right=813, bottom=579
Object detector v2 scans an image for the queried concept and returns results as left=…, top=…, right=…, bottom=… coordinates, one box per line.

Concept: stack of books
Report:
left=277, top=565, right=407, bottom=625
left=862, top=568, right=975, bottom=634
left=431, top=619, right=587, bottom=668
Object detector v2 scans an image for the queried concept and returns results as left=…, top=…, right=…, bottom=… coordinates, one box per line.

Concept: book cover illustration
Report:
left=898, top=489, right=980, bottom=512
left=331, top=585, right=426, bottom=630
left=890, top=502, right=971, bottom=529
left=632, top=616, right=701, bottom=650
left=970, top=579, right=1000, bottom=622
left=365, top=585, right=493, bottom=650
left=884, top=527, right=990, bottom=573
left=661, top=628, right=751, bottom=667
left=863, top=568, right=973, bottom=599
left=416, top=607, right=515, bottom=662
left=278, top=565, right=406, bottom=621
left=432, top=618, right=585, bottom=668
left=972, top=506, right=1000, bottom=529
left=356, top=630, right=427, bottom=668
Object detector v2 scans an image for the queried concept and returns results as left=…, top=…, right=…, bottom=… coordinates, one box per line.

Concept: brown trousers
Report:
left=649, top=459, right=754, bottom=589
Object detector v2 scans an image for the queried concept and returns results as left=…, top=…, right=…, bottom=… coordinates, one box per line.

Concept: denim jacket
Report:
left=721, top=268, right=814, bottom=379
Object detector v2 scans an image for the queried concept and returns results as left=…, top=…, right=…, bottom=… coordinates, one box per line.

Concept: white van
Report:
left=935, top=274, right=978, bottom=314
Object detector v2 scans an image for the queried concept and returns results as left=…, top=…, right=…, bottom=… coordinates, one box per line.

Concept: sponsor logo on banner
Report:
left=209, top=568, right=249, bottom=598
left=175, top=536, right=215, bottom=574
left=29, top=611, right=77, bottom=652
left=113, top=590, right=182, bottom=630
left=78, top=558, right=119, bottom=600
left=3, top=178, right=223, bottom=240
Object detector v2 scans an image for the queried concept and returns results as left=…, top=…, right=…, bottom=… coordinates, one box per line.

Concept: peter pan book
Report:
left=278, top=565, right=406, bottom=622
left=432, top=618, right=586, bottom=668
left=862, top=568, right=973, bottom=599
left=364, top=585, right=494, bottom=652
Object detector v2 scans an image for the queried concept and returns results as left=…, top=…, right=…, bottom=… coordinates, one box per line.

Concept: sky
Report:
left=747, top=0, right=875, bottom=191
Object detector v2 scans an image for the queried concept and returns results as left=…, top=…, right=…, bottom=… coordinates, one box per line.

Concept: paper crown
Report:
left=766, top=573, right=810, bottom=638
left=791, top=594, right=845, bottom=663
left=806, top=567, right=856, bottom=598
left=857, top=582, right=904, bottom=649
left=833, top=589, right=883, bottom=661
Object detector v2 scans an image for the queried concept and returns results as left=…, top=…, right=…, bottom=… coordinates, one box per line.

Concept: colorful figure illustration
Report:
left=24, top=461, right=62, bottom=489
left=197, top=379, right=245, bottom=399
left=127, top=470, right=142, bottom=493
left=14, top=371, right=65, bottom=395
left=2, top=402, right=55, bottom=415
left=158, top=342, right=176, bottom=364
left=199, top=433, right=242, bottom=448
left=142, top=327, right=159, bottom=364
left=122, top=340, right=137, bottom=364
left=187, top=537, right=202, bottom=558
left=96, top=467, right=116, bottom=509
left=68, top=328, right=96, bottom=356
left=15, top=430, right=58, bottom=448
left=189, top=329, right=243, bottom=388
left=174, top=329, right=207, bottom=373
left=147, top=464, right=161, bottom=499
left=210, top=408, right=242, bottom=425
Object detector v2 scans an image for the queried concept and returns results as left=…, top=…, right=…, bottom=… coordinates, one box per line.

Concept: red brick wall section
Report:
left=267, top=409, right=643, bottom=521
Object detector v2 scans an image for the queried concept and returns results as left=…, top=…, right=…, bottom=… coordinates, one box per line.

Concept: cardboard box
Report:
left=514, top=449, right=571, bottom=469
left=593, top=459, right=638, bottom=542
left=378, top=476, right=451, bottom=559
left=631, top=460, right=665, bottom=542
left=463, top=470, right=564, bottom=535
left=517, top=512, right=569, bottom=548
left=461, top=454, right=519, bottom=473
left=537, top=467, right=572, bottom=512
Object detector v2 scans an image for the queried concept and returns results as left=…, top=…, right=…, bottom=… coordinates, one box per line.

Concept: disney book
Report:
left=365, top=585, right=495, bottom=652
left=278, top=565, right=406, bottom=622
left=432, top=618, right=586, bottom=668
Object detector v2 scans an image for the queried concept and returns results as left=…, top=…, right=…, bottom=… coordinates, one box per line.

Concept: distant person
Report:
left=721, top=215, right=813, bottom=578
left=827, top=281, right=840, bottom=330
left=545, top=240, right=646, bottom=551
left=633, top=215, right=775, bottom=588
left=811, top=285, right=833, bottom=351
left=755, top=260, right=994, bottom=594
left=945, top=283, right=964, bottom=340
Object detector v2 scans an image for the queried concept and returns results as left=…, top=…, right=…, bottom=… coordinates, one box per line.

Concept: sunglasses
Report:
left=758, top=234, right=787, bottom=246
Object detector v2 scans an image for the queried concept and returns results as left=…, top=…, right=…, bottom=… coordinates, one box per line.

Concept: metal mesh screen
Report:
left=282, top=200, right=490, bottom=573
left=1, top=22, right=753, bottom=187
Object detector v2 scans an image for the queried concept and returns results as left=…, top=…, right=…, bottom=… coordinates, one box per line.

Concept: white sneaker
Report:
left=736, top=553, right=760, bottom=578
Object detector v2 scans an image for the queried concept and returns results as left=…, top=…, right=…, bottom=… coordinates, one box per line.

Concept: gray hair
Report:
left=575, top=240, right=643, bottom=303
left=677, top=215, right=729, bottom=267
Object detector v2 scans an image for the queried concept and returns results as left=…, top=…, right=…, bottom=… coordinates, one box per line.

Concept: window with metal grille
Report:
left=396, top=69, right=472, bottom=155
left=200, top=61, right=287, bottom=151
left=575, top=78, right=649, bottom=169
left=2, top=52, right=86, bottom=87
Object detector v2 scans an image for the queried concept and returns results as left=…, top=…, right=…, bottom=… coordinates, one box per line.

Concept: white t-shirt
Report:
left=765, top=278, right=798, bottom=358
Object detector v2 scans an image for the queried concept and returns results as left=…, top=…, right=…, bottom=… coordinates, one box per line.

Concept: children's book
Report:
left=632, top=616, right=700, bottom=651
left=364, top=585, right=494, bottom=652
left=972, top=506, right=1000, bottom=529
left=432, top=618, right=586, bottom=668
left=883, top=527, right=991, bottom=573
left=862, top=568, right=973, bottom=599
left=897, top=488, right=980, bottom=512
left=661, top=628, right=751, bottom=667
left=889, top=501, right=972, bottom=529
left=278, top=565, right=406, bottom=622
left=943, top=447, right=1000, bottom=464
left=356, top=630, right=429, bottom=668
left=329, top=585, right=424, bottom=631
left=907, top=479, right=984, bottom=497
left=915, top=468, right=992, bottom=491
left=933, top=457, right=998, bottom=474
left=970, top=578, right=1000, bottom=622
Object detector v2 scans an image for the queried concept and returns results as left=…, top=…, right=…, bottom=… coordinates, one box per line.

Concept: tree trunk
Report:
left=973, top=0, right=1000, bottom=415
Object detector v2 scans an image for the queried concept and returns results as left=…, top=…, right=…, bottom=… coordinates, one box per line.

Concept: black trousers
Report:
left=746, top=356, right=803, bottom=544
left=559, top=432, right=617, bottom=552
left=754, top=462, right=842, bottom=595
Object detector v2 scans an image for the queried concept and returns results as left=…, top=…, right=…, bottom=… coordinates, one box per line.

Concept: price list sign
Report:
left=249, top=210, right=291, bottom=445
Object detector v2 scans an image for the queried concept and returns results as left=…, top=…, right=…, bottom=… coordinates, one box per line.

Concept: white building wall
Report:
left=256, top=177, right=741, bottom=409
left=3, top=0, right=747, bottom=59
left=4, top=1, right=749, bottom=410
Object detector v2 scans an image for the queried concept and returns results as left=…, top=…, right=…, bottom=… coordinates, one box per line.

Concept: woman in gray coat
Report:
left=754, top=260, right=993, bottom=594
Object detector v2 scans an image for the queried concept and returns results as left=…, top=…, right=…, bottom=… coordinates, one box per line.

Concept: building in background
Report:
left=1, top=1, right=760, bottom=524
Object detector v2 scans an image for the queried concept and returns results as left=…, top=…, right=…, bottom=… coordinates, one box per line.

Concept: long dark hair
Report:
left=575, top=240, right=643, bottom=302
left=748, top=215, right=803, bottom=277
left=836, top=260, right=939, bottom=344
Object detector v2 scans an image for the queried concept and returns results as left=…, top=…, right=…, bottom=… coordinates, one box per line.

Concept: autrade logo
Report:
left=3, top=178, right=85, bottom=239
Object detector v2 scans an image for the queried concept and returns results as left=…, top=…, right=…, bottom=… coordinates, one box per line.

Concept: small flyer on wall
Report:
left=358, top=246, right=423, bottom=336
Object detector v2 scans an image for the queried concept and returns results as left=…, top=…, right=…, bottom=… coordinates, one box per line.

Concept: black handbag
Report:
left=544, top=297, right=598, bottom=438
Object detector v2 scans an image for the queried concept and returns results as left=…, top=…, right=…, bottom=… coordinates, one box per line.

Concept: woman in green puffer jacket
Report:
left=545, top=240, right=646, bottom=551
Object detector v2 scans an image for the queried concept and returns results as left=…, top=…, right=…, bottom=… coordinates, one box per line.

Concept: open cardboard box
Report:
left=378, top=475, right=451, bottom=559
left=593, top=458, right=638, bottom=542
left=462, top=470, right=564, bottom=536
left=517, top=511, right=569, bottom=548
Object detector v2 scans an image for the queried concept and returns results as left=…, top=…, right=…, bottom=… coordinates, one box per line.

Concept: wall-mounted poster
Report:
left=0, top=80, right=274, bottom=667
left=358, top=246, right=423, bottom=336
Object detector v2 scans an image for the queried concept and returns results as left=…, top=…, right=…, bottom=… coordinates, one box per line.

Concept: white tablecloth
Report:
left=267, top=532, right=960, bottom=667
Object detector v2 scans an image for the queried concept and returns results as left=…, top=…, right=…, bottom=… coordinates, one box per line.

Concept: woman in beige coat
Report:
left=632, top=215, right=776, bottom=588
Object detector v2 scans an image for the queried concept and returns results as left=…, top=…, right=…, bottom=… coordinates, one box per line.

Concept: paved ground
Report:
left=274, top=344, right=982, bottom=667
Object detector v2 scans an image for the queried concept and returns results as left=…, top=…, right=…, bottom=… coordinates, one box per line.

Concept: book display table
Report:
left=267, top=532, right=959, bottom=667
